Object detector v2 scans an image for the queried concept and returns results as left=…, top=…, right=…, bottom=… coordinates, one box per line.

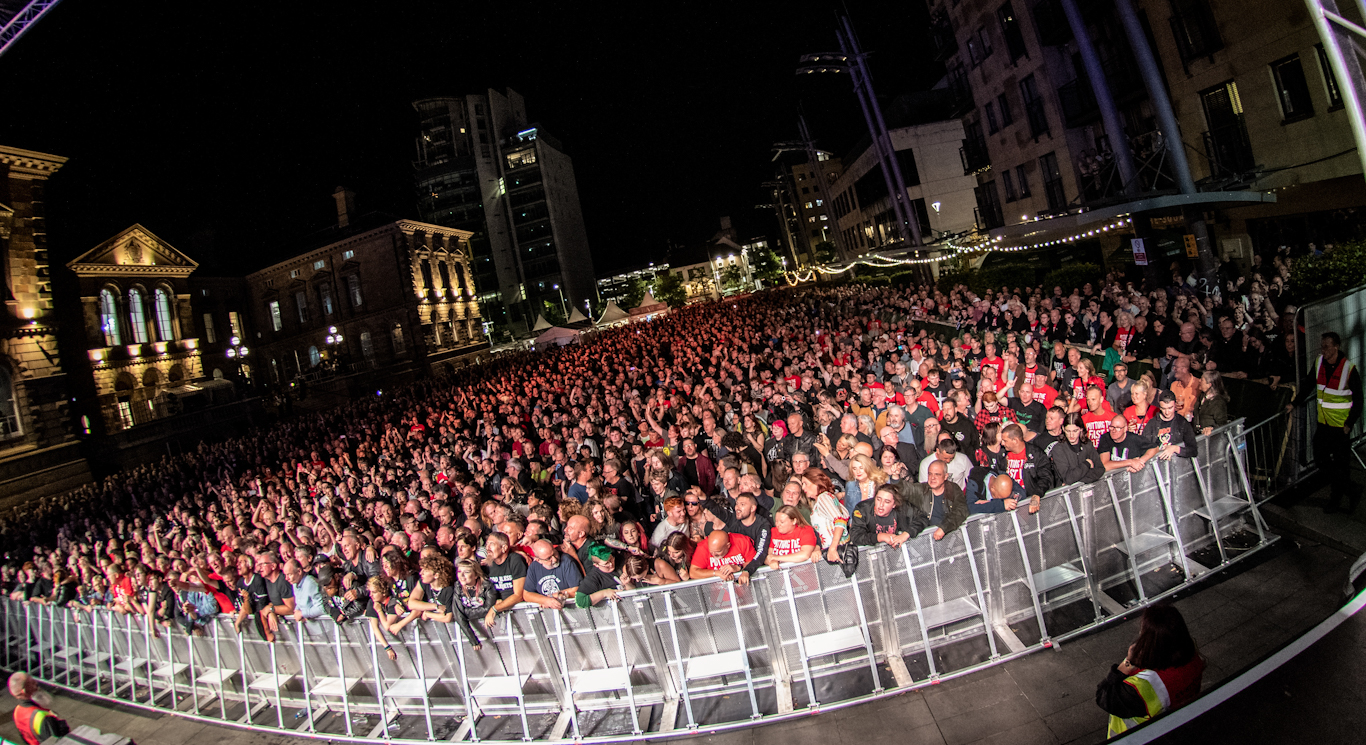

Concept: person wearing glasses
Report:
left=1100, top=414, right=1158, bottom=473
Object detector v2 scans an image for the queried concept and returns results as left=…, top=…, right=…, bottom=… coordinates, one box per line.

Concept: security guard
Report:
left=1295, top=331, right=1363, bottom=513
left=8, top=672, right=69, bottom=745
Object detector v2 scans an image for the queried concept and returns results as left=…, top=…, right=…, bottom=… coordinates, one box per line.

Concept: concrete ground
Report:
left=1, top=534, right=1353, bottom=745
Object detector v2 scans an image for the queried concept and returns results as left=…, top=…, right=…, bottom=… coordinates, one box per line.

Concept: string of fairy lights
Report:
left=783, top=215, right=1135, bottom=285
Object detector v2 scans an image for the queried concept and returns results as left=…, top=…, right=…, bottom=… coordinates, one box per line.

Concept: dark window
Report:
left=985, top=102, right=1001, bottom=134
left=998, top=3, right=1028, bottom=62
left=1200, top=81, right=1255, bottom=177
left=975, top=182, right=1005, bottom=229
left=1168, top=0, right=1222, bottom=63
left=1271, top=55, right=1314, bottom=122
left=1003, top=169, right=1018, bottom=202
left=998, top=92, right=1015, bottom=125
left=968, top=36, right=984, bottom=67
left=961, top=119, right=991, bottom=173
left=1316, top=44, right=1344, bottom=110
left=1016, top=164, right=1032, bottom=197
left=978, top=27, right=993, bottom=58
left=947, top=62, right=973, bottom=109
left=1040, top=152, right=1066, bottom=211
left=911, top=198, right=933, bottom=237
left=294, top=290, right=308, bottom=324
left=897, top=147, right=921, bottom=187
left=1021, top=74, right=1050, bottom=139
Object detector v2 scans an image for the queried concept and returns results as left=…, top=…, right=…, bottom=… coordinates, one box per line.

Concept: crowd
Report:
left=0, top=260, right=1310, bottom=657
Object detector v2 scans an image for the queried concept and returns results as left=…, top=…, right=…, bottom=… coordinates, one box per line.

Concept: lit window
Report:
left=295, top=291, right=309, bottom=323
left=128, top=288, right=150, bottom=344
left=269, top=301, right=283, bottom=332
left=99, top=289, right=122, bottom=346
left=153, top=288, right=175, bottom=341
left=342, top=249, right=355, bottom=261
left=290, top=269, right=300, bottom=279
left=815, top=199, right=824, bottom=206
left=228, top=311, right=243, bottom=338
left=313, top=259, right=326, bottom=270
left=320, top=283, right=334, bottom=315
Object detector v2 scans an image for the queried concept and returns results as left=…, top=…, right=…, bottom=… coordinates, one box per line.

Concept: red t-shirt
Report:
left=1006, top=451, right=1027, bottom=487
left=110, top=576, right=134, bottom=603
left=1124, top=404, right=1157, bottom=434
left=1033, top=384, right=1059, bottom=408
left=981, top=356, right=1005, bottom=379
left=691, top=533, right=757, bottom=570
left=768, top=525, right=818, bottom=558
left=1082, top=407, right=1114, bottom=448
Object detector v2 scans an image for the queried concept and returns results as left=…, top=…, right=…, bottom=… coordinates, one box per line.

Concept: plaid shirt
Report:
left=973, top=405, right=1017, bottom=434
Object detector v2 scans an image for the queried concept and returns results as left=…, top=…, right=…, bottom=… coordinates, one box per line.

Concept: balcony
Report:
left=960, top=138, right=991, bottom=175
left=1203, top=118, right=1256, bottom=181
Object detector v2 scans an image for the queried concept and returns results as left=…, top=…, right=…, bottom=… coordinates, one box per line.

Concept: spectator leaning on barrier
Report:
left=1000, top=424, right=1055, bottom=514
left=1052, top=412, right=1106, bottom=486
left=1144, top=392, right=1198, bottom=460
left=849, top=483, right=929, bottom=548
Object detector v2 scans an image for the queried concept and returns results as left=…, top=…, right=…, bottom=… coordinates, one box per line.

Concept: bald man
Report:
left=562, top=514, right=594, bottom=572
left=967, top=471, right=1025, bottom=514
left=524, top=539, right=583, bottom=609
left=689, top=530, right=756, bottom=585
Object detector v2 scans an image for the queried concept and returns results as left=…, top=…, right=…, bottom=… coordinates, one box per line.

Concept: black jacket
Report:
left=897, top=480, right=968, bottom=537
left=847, top=497, right=930, bottom=547
left=1050, top=439, right=1105, bottom=486
left=1011, top=442, right=1057, bottom=498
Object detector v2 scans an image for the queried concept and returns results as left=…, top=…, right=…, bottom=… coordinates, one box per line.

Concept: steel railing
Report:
left=2, top=420, right=1275, bottom=743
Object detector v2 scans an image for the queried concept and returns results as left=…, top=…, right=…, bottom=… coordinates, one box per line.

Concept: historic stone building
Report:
left=66, top=224, right=204, bottom=433
left=244, top=194, right=483, bottom=383
left=0, top=145, right=88, bottom=500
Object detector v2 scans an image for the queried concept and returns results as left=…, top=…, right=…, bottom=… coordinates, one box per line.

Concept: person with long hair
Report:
left=1096, top=602, right=1204, bottom=738
left=800, top=468, right=849, bottom=564
left=450, top=559, right=497, bottom=651
left=974, top=421, right=1008, bottom=472
left=1194, top=369, right=1229, bottom=436
left=843, top=453, right=887, bottom=514
left=1052, top=412, right=1105, bottom=485
left=765, top=505, right=818, bottom=569
left=658, top=532, right=695, bottom=582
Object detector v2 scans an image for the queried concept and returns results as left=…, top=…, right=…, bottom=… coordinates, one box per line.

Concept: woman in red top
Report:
left=765, top=506, right=819, bottom=570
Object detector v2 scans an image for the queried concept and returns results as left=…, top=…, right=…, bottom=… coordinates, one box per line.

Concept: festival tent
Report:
left=629, top=291, right=669, bottom=316
left=531, top=314, right=554, bottom=332
left=596, top=300, right=631, bottom=326
left=534, top=326, right=579, bottom=347
left=566, top=306, right=589, bottom=324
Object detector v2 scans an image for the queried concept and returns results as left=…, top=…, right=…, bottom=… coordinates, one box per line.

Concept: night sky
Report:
left=1, top=1, right=937, bottom=275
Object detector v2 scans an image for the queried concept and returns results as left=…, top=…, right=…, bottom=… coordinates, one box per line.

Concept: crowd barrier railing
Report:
left=1, top=420, right=1276, bottom=743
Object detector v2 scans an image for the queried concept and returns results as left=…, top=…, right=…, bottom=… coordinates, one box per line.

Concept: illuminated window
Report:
left=228, top=311, right=243, bottom=338
left=99, top=289, right=122, bottom=346
left=360, top=331, right=374, bottom=358
left=128, top=288, right=150, bottom=344
left=153, top=288, right=175, bottom=341
left=269, top=301, right=282, bottom=332
left=505, top=149, right=537, bottom=169
left=342, top=249, right=355, bottom=261
left=313, top=259, right=326, bottom=270
left=308, top=345, right=320, bottom=367
left=320, top=283, right=334, bottom=315
left=290, top=269, right=300, bottom=278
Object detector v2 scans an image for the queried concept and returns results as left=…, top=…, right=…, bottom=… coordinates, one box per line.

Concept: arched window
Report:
left=153, top=288, right=175, bottom=341
left=0, top=366, right=19, bottom=437
left=360, top=331, right=374, bottom=359
left=99, top=289, right=122, bottom=346
left=128, top=288, right=149, bottom=344
left=308, top=345, right=321, bottom=367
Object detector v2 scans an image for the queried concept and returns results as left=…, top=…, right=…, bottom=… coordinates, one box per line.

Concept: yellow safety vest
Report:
left=1315, top=355, right=1355, bottom=428
left=1107, top=669, right=1170, bottom=738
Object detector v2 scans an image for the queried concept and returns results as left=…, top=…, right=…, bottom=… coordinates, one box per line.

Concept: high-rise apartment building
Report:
left=413, top=89, right=595, bottom=335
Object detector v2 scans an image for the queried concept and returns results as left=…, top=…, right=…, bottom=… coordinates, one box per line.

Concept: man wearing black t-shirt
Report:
left=484, top=532, right=527, bottom=614
left=706, top=493, right=771, bottom=576
left=1098, top=414, right=1158, bottom=473
left=1009, top=384, right=1047, bottom=435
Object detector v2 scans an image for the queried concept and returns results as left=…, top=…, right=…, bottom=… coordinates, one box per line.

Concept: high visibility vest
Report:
left=1107, top=669, right=1170, bottom=738
left=13, top=702, right=49, bottom=745
left=1315, top=355, right=1355, bottom=428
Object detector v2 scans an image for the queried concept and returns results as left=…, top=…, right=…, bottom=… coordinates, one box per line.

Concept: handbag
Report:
left=836, top=540, right=859, bottom=578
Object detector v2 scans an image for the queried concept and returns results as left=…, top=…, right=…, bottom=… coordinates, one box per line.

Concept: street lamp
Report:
left=325, top=325, right=344, bottom=348
left=553, top=283, right=568, bottom=320
left=224, top=335, right=250, bottom=383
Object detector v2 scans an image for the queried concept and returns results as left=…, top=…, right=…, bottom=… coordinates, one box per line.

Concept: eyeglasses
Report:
left=1110, top=424, right=1126, bottom=430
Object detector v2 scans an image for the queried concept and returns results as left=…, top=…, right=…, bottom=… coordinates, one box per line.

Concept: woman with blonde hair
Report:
left=843, top=453, right=886, bottom=514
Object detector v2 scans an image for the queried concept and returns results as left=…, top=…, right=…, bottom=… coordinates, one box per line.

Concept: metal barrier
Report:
left=2, top=420, right=1276, bottom=743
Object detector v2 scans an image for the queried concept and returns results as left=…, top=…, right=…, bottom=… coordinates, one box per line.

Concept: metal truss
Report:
left=1307, top=0, right=1366, bottom=179
left=0, top=0, right=61, bottom=60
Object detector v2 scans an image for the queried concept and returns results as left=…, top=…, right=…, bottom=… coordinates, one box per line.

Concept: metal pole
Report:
left=1008, top=511, right=1052, bottom=644
left=842, top=15, right=924, bottom=247
left=1306, top=0, right=1366, bottom=180
left=610, top=601, right=643, bottom=735
left=1063, top=492, right=1103, bottom=621
left=1114, top=0, right=1196, bottom=194
left=1058, top=0, right=1138, bottom=194
left=846, top=568, right=883, bottom=693
left=1189, top=457, right=1229, bottom=564
left=503, top=616, right=532, bottom=741
left=296, top=625, right=315, bottom=732
left=365, top=621, right=391, bottom=740
left=1150, top=463, right=1196, bottom=579
left=898, top=544, right=939, bottom=678
left=1107, top=479, right=1148, bottom=603
left=410, top=625, right=434, bottom=741
left=725, top=582, right=761, bottom=719
left=451, top=628, right=480, bottom=742
left=835, top=27, right=910, bottom=247
left=332, top=623, right=354, bottom=737
left=664, top=592, right=697, bottom=728
left=782, top=570, right=818, bottom=708
left=959, top=527, right=1001, bottom=660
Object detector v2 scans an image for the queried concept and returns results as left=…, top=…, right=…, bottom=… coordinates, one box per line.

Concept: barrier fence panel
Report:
left=0, top=424, right=1284, bottom=743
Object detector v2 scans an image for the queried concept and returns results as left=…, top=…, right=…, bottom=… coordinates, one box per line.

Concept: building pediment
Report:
left=66, top=224, right=199, bottom=278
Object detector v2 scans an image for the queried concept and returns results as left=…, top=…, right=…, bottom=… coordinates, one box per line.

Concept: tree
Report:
left=653, top=271, right=688, bottom=308
left=1292, top=240, right=1366, bottom=297
left=620, top=277, right=648, bottom=310
left=721, top=264, right=746, bottom=292
left=749, top=248, right=783, bottom=284
left=813, top=240, right=839, bottom=264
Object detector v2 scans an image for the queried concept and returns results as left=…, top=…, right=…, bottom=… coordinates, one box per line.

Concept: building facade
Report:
left=413, top=90, right=596, bottom=335
left=244, top=212, right=482, bottom=384
left=66, top=225, right=204, bottom=433
left=829, top=120, right=982, bottom=253
left=781, top=153, right=845, bottom=265
left=0, top=145, right=76, bottom=456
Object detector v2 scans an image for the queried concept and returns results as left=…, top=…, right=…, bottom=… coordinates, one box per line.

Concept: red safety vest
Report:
left=13, top=701, right=54, bottom=745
